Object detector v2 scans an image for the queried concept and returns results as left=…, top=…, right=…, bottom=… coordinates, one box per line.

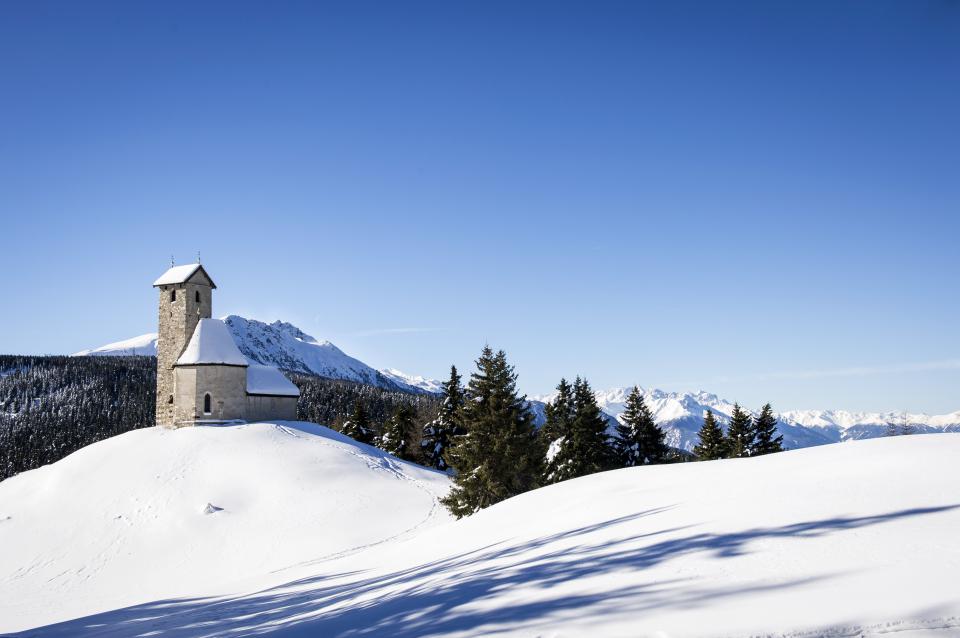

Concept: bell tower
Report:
left=152, top=262, right=216, bottom=427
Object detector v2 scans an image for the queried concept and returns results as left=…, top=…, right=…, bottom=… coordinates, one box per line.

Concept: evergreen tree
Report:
left=613, top=386, right=668, bottom=466
left=420, top=365, right=465, bottom=471
left=380, top=404, right=416, bottom=460
left=750, top=403, right=783, bottom=455
left=693, top=410, right=727, bottom=460
left=341, top=400, right=374, bottom=445
left=725, top=403, right=754, bottom=458
left=442, top=346, right=541, bottom=518
left=540, top=378, right=574, bottom=445
left=545, top=377, right=613, bottom=483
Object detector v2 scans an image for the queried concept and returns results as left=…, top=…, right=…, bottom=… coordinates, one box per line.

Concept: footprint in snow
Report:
left=203, top=503, right=224, bottom=515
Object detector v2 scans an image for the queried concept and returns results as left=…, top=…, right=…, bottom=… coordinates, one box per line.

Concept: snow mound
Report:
left=7, top=434, right=960, bottom=637
left=0, top=422, right=451, bottom=632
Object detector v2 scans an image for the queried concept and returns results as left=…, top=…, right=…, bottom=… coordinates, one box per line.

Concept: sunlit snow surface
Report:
left=2, top=428, right=959, bottom=637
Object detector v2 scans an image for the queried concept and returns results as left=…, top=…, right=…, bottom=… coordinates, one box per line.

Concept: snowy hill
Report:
left=3, top=431, right=959, bottom=636
left=0, top=421, right=451, bottom=632
left=534, top=386, right=960, bottom=452
left=73, top=317, right=442, bottom=394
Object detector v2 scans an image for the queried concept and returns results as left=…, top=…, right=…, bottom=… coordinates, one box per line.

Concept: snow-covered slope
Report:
left=71, top=333, right=158, bottom=357
left=5, top=433, right=960, bottom=636
left=0, top=422, right=451, bottom=632
left=534, top=386, right=960, bottom=452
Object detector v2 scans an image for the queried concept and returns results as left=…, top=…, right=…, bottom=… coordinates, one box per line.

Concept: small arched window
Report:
left=170, top=289, right=176, bottom=302
left=203, top=393, right=212, bottom=415
left=195, top=290, right=201, bottom=303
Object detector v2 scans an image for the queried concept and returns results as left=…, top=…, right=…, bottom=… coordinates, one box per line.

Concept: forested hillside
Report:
left=0, top=356, right=439, bottom=481
left=0, top=356, right=156, bottom=481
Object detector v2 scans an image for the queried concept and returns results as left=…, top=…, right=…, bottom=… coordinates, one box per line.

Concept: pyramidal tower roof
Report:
left=176, top=319, right=248, bottom=367
left=153, top=263, right=217, bottom=288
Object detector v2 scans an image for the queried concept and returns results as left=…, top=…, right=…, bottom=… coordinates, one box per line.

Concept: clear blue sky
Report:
left=1, top=1, right=958, bottom=413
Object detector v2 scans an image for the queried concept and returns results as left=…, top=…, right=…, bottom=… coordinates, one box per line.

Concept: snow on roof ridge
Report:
left=153, top=263, right=216, bottom=287
left=176, top=319, right=248, bottom=366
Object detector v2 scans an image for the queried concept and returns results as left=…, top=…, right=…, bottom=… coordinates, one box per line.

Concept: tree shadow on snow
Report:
left=9, top=503, right=958, bottom=638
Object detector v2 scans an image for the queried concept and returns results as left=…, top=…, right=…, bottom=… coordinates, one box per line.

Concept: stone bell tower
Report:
left=152, top=263, right=216, bottom=427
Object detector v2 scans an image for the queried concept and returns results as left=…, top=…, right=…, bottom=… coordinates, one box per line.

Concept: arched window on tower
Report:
left=203, top=393, right=212, bottom=415
left=170, top=289, right=176, bottom=302
left=195, top=290, right=201, bottom=303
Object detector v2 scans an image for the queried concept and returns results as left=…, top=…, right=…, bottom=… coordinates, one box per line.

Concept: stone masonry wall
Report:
left=174, top=364, right=247, bottom=425
left=155, top=278, right=212, bottom=427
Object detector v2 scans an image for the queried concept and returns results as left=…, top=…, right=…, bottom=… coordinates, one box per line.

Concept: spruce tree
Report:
left=380, top=404, right=416, bottom=460
left=693, top=410, right=727, bottom=460
left=420, top=365, right=465, bottom=471
left=541, top=378, right=574, bottom=444
left=611, top=395, right=638, bottom=467
left=725, top=403, right=754, bottom=458
left=442, top=346, right=541, bottom=518
left=613, top=386, right=668, bottom=466
left=341, top=400, right=374, bottom=445
left=545, top=377, right=613, bottom=483
left=750, top=403, right=783, bottom=455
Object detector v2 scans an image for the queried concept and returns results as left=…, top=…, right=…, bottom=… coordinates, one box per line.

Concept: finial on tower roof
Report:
left=170, top=255, right=175, bottom=267
left=197, top=250, right=201, bottom=264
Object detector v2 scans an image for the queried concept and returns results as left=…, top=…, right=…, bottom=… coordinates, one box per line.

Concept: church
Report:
left=152, top=263, right=300, bottom=427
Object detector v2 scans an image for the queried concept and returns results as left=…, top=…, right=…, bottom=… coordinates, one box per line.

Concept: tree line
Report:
left=371, top=346, right=785, bottom=518
left=692, top=403, right=784, bottom=460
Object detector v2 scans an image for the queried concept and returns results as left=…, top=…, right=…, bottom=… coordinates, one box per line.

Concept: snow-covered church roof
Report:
left=246, top=364, right=300, bottom=397
left=153, top=263, right=217, bottom=288
left=177, top=319, right=248, bottom=366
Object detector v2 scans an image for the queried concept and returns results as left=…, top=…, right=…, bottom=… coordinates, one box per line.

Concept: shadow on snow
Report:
left=10, top=504, right=958, bottom=638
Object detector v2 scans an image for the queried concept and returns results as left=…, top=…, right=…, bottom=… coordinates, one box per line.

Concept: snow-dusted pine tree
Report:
left=725, top=403, right=754, bottom=458
left=545, top=377, right=613, bottom=484
left=694, top=410, right=727, bottom=460
left=541, top=378, right=574, bottom=445
left=541, top=378, right=576, bottom=482
left=380, top=404, right=416, bottom=460
left=341, top=400, right=375, bottom=445
left=420, top=365, right=465, bottom=472
left=613, top=386, right=668, bottom=466
left=441, top=346, right=541, bottom=518
left=750, top=403, right=783, bottom=455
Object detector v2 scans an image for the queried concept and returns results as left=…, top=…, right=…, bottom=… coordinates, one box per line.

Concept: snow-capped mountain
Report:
left=533, top=386, right=960, bottom=452
left=72, top=333, right=158, bottom=357
left=221, top=316, right=421, bottom=392
left=73, top=316, right=443, bottom=395
left=380, top=368, right=445, bottom=394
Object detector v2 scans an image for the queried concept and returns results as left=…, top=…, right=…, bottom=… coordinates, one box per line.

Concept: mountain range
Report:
left=75, top=317, right=960, bottom=451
